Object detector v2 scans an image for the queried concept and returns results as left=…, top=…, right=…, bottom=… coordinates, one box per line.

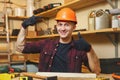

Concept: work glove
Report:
left=22, top=15, right=43, bottom=29
left=74, top=32, right=91, bottom=52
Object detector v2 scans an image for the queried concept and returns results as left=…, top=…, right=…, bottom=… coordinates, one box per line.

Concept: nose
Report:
left=61, top=25, right=66, bottom=30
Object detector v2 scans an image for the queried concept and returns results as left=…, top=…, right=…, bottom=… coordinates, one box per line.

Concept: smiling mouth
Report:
left=59, top=31, right=67, bottom=35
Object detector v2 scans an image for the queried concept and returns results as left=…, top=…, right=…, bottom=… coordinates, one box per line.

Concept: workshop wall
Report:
left=75, top=2, right=120, bottom=58
left=38, top=0, right=120, bottom=58
left=0, top=0, right=120, bottom=59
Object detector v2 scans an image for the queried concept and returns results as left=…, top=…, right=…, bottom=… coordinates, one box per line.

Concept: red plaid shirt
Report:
left=22, top=38, right=90, bottom=72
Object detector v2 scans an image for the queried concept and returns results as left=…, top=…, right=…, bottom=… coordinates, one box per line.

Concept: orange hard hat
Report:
left=55, top=8, right=77, bottom=23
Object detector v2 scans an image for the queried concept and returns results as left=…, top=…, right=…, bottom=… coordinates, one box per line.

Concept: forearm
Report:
left=15, top=15, right=42, bottom=52
left=15, top=27, right=27, bottom=52
left=87, top=48, right=101, bottom=75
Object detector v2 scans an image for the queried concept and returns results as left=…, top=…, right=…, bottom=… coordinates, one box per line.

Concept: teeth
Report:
left=61, top=32, right=66, bottom=35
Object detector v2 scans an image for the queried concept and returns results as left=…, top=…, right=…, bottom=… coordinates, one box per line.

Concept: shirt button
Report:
left=44, top=52, right=47, bottom=54
left=54, top=48, right=57, bottom=51
left=51, top=57, right=53, bottom=59
left=76, top=56, right=78, bottom=59
left=56, top=44, right=59, bottom=47
left=49, top=65, right=51, bottom=67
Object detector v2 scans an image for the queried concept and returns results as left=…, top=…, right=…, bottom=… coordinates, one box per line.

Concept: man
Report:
left=16, top=8, right=101, bottom=75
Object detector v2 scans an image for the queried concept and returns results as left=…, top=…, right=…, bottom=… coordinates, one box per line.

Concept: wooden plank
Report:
left=36, top=72, right=96, bottom=78
left=8, top=0, right=106, bottom=18
left=8, top=16, right=28, bottom=20
left=11, top=73, right=113, bottom=80
left=21, top=72, right=47, bottom=79
left=27, top=54, right=39, bottom=63
left=0, top=28, right=120, bottom=39
left=36, top=0, right=106, bottom=17
left=22, top=72, right=96, bottom=80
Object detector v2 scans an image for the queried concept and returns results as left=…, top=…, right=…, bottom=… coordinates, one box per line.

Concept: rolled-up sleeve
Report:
left=22, top=40, right=45, bottom=53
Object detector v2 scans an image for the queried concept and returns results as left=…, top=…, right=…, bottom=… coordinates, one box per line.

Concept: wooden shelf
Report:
left=0, top=36, right=17, bottom=39
left=35, top=0, right=106, bottom=17
left=27, top=54, right=39, bottom=63
left=0, top=28, right=119, bottom=39
left=7, top=0, right=106, bottom=19
left=75, top=28, right=120, bottom=35
left=0, top=53, right=9, bottom=55
left=27, top=28, right=120, bottom=39
left=8, top=16, right=28, bottom=20
left=0, top=60, right=9, bottom=63
left=10, top=61, right=26, bottom=64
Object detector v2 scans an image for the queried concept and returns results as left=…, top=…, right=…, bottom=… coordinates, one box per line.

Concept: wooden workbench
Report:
left=11, top=72, right=113, bottom=80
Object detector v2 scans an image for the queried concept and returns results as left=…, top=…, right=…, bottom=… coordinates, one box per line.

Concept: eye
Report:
left=64, top=23, right=69, bottom=27
left=57, top=23, right=63, bottom=26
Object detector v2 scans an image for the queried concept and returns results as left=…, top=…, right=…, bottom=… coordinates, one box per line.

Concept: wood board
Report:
left=36, top=72, right=96, bottom=78
left=22, top=72, right=96, bottom=80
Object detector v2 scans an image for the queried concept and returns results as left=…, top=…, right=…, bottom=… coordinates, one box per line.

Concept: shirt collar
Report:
left=54, top=37, right=75, bottom=47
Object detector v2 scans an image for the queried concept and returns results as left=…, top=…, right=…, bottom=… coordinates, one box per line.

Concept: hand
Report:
left=22, top=15, right=43, bottom=29
left=74, top=32, right=91, bottom=51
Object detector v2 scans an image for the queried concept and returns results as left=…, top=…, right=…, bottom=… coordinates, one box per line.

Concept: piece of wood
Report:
left=36, top=0, right=106, bottom=17
left=21, top=72, right=47, bottom=79
left=36, top=72, right=96, bottom=78
left=12, top=73, right=113, bottom=80
left=22, top=72, right=96, bottom=80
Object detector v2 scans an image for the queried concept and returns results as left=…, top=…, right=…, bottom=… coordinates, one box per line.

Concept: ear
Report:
left=73, top=26, right=76, bottom=30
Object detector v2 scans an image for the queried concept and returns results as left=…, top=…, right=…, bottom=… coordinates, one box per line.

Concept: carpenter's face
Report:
left=56, top=21, right=76, bottom=39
